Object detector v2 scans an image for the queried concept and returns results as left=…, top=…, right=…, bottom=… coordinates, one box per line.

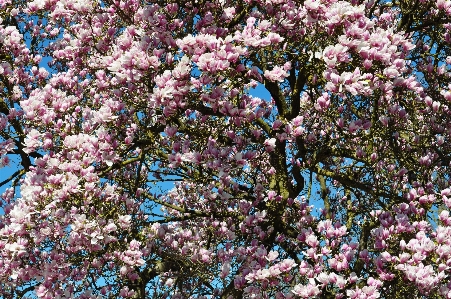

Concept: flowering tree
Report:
left=1, top=0, right=451, bottom=298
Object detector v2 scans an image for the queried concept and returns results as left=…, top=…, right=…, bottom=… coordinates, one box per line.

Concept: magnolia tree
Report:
left=2, top=0, right=451, bottom=298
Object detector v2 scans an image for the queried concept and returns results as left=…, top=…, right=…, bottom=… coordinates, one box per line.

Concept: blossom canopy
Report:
left=1, top=0, right=451, bottom=298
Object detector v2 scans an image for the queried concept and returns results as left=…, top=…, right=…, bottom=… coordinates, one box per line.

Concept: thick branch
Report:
left=264, top=78, right=287, bottom=117
left=288, top=69, right=307, bottom=119
left=318, top=174, right=331, bottom=219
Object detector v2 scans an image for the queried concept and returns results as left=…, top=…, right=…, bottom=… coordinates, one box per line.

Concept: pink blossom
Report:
left=264, top=66, right=289, bottom=82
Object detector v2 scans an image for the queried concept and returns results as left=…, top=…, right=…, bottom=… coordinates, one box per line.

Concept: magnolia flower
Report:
left=264, top=138, right=277, bottom=152
left=264, top=66, right=288, bottom=82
